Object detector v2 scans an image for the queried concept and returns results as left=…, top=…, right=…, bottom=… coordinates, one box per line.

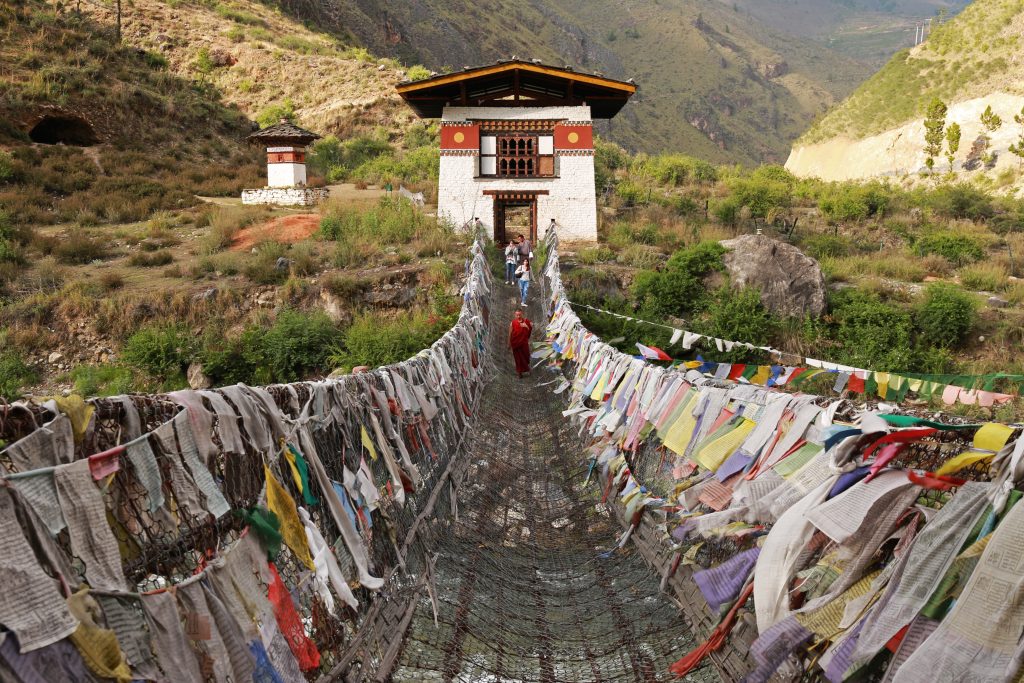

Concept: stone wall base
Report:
left=241, top=187, right=329, bottom=206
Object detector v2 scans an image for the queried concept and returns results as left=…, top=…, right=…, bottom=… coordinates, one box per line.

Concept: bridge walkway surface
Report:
left=391, top=286, right=716, bottom=682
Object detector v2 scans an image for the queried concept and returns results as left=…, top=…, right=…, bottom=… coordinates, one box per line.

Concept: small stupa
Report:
left=241, top=119, right=329, bottom=206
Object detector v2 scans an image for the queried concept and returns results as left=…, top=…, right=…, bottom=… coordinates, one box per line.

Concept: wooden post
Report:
left=115, top=0, right=122, bottom=41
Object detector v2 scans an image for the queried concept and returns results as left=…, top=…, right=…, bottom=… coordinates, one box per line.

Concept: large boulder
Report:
left=719, top=234, right=827, bottom=318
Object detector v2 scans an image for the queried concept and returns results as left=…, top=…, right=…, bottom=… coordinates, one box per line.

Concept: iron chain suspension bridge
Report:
left=0, top=231, right=1020, bottom=683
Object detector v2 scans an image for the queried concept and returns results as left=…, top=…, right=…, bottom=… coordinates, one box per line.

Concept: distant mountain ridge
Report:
left=280, top=0, right=874, bottom=164
left=787, top=0, right=1024, bottom=183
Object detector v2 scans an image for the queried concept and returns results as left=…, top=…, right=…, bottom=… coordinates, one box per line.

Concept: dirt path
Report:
left=230, top=213, right=321, bottom=251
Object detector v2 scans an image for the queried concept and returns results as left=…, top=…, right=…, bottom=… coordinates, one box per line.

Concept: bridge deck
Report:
left=392, top=288, right=719, bottom=682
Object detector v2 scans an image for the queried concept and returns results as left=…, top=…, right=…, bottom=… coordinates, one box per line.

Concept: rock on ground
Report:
left=720, top=234, right=827, bottom=318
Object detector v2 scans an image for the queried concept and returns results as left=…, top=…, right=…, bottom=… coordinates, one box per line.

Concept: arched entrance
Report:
left=29, top=114, right=98, bottom=146
left=485, top=189, right=548, bottom=244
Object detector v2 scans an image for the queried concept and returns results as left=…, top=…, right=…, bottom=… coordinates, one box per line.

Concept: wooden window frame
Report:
left=479, top=131, right=555, bottom=179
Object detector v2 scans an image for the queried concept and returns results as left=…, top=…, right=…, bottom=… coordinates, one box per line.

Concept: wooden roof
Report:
left=396, top=60, right=637, bottom=119
left=247, top=120, right=321, bottom=144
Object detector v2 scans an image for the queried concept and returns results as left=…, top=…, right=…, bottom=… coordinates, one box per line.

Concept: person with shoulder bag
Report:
left=515, top=257, right=531, bottom=307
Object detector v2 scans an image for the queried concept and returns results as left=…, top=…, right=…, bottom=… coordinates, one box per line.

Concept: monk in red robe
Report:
left=509, top=310, right=533, bottom=378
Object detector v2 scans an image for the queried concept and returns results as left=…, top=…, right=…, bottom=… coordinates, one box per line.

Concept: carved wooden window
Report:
left=479, top=133, right=555, bottom=178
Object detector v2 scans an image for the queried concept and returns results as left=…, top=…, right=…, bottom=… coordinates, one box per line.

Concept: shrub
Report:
left=256, top=99, right=296, bottom=127
left=121, top=324, right=195, bottom=381
left=128, top=250, right=174, bottom=267
left=830, top=290, right=914, bottom=369
left=915, top=283, right=976, bottom=348
left=320, top=196, right=433, bottom=246
left=958, top=262, right=1007, bottom=291
left=915, top=231, right=985, bottom=265
left=405, top=64, right=432, bottom=81
left=727, top=176, right=792, bottom=219
left=54, top=230, right=108, bottom=264
left=0, top=347, right=37, bottom=400
left=99, top=271, right=125, bottom=290
left=923, top=183, right=994, bottom=220
left=802, top=234, right=851, bottom=260
left=0, top=151, right=14, bottom=183
left=633, top=241, right=726, bottom=317
left=244, top=242, right=289, bottom=285
left=322, top=273, right=367, bottom=298
left=577, top=246, right=615, bottom=264
left=69, top=364, right=138, bottom=396
left=200, top=205, right=265, bottom=253
left=699, top=287, right=777, bottom=362
left=331, top=307, right=453, bottom=372
left=819, top=182, right=892, bottom=223
left=252, top=309, right=340, bottom=382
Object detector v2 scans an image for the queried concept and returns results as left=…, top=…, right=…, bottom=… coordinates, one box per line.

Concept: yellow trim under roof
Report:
left=395, top=61, right=637, bottom=95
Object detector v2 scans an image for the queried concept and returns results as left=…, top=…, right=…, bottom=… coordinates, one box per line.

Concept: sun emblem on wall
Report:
left=454, top=131, right=465, bottom=143
left=567, top=131, right=579, bottom=144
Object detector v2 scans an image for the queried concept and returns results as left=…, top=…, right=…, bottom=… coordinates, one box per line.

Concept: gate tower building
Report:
left=397, top=60, right=637, bottom=242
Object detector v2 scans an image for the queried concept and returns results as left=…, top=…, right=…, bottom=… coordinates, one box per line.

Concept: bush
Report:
left=320, top=196, right=435, bottom=246
left=958, top=262, right=1007, bottom=291
left=252, top=309, right=340, bottom=382
left=915, top=231, right=985, bottom=266
left=201, top=205, right=265, bottom=254
left=69, top=364, right=138, bottom=396
left=725, top=174, right=792, bottom=219
left=256, top=99, right=296, bottom=128
left=405, top=64, right=431, bottom=81
left=121, top=324, right=195, bottom=382
left=802, top=234, right=851, bottom=260
left=577, top=246, right=615, bottom=264
left=830, top=290, right=914, bottom=369
left=128, top=250, right=174, bottom=267
left=0, top=347, right=37, bottom=400
left=0, top=151, right=14, bottom=183
left=915, top=283, right=976, bottom=348
left=54, top=230, right=108, bottom=264
left=699, top=287, right=777, bottom=362
left=923, top=183, right=994, bottom=220
left=244, top=242, right=289, bottom=285
left=99, top=271, right=125, bottom=290
left=331, top=307, right=453, bottom=372
left=632, top=241, right=726, bottom=317
left=819, top=182, right=892, bottom=223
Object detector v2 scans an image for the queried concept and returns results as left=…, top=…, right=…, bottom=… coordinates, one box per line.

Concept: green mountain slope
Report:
left=800, top=0, right=1024, bottom=144
left=278, top=0, right=871, bottom=164
left=716, top=0, right=970, bottom=65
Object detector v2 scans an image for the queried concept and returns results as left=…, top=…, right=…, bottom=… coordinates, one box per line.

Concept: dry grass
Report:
left=958, top=262, right=1009, bottom=292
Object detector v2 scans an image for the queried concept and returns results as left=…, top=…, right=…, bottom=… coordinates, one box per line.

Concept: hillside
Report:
left=282, top=0, right=872, bottom=164
left=717, top=0, right=970, bottom=65
left=787, top=0, right=1024, bottom=182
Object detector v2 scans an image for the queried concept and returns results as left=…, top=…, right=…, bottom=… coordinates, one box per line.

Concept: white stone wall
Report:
left=267, top=162, right=306, bottom=188
left=437, top=154, right=597, bottom=241
left=442, top=106, right=592, bottom=122
left=241, top=187, right=328, bottom=206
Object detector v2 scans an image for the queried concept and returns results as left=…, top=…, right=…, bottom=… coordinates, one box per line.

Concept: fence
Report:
left=539, top=228, right=1022, bottom=682
left=0, top=239, right=494, bottom=682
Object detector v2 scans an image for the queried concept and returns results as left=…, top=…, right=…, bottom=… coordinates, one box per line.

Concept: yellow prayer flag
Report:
left=264, top=464, right=314, bottom=570
left=974, top=422, right=1015, bottom=452
left=693, top=418, right=756, bottom=472
left=875, top=372, right=890, bottom=399
left=935, top=451, right=994, bottom=477
left=590, top=372, right=608, bottom=401
left=361, top=426, right=378, bottom=461
left=282, top=447, right=305, bottom=498
left=750, top=366, right=771, bottom=386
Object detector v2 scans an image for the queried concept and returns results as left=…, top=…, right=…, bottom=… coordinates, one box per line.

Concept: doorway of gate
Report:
left=486, top=190, right=548, bottom=245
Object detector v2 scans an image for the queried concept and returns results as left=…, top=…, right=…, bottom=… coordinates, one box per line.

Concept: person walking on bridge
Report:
left=509, top=309, right=533, bottom=378
left=515, top=257, right=531, bottom=306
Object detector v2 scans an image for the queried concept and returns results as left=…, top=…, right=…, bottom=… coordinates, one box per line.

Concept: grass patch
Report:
left=959, top=262, right=1008, bottom=292
left=128, top=250, right=174, bottom=267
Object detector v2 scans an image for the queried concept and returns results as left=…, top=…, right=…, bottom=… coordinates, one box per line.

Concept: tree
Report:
left=945, top=122, right=961, bottom=173
left=923, top=97, right=947, bottom=174
left=980, top=104, right=1003, bottom=165
left=1009, top=106, right=1024, bottom=171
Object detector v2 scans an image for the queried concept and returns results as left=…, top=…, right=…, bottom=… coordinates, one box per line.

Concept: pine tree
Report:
left=980, top=104, right=1003, bottom=165
left=1008, top=106, right=1024, bottom=171
left=923, top=97, right=947, bottom=174
left=945, top=122, right=961, bottom=173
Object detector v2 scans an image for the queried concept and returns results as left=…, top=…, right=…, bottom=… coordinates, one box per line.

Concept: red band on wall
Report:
left=267, top=151, right=305, bottom=163
left=440, top=124, right=480, bottom=150
left=554, top=124, right=593, bottom=150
